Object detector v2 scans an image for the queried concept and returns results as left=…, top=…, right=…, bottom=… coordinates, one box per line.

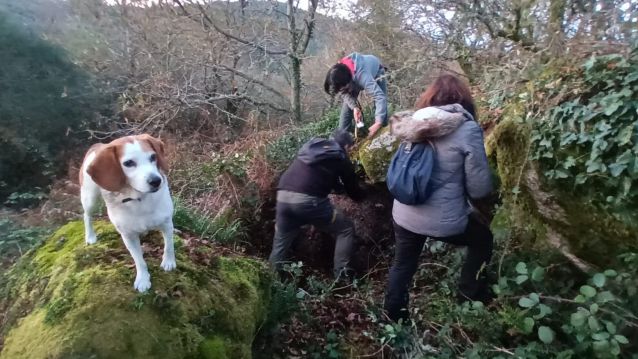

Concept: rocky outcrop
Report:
left=0, top=221, right=272, bottom=359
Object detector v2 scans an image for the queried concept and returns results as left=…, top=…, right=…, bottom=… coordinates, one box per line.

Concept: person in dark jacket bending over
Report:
left=324, top=52, right=388, bottom=138
left=269, top=129, right=364, bottom=279
left=384, top=75, right=494, bottom=322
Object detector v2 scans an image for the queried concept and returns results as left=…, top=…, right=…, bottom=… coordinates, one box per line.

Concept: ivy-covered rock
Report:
left=485, top=52, right=638, bottom=269
left=0, top=221, right=272, bottom=359
left=357, top=126, right=399, bottom=183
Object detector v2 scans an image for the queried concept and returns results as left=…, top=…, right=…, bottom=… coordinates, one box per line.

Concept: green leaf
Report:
left=604, top=270, right=618, bottom=278
left=614, top=335, right=629, bottom=344
left=554, top=169, right=569, bottom=179
left=574, top=294, right=586, bottom=303
left=603, top=101, right=621, bottom=116
left=589, top=303, right=599, bottom=314
left=593, top=339, right=610, bottom=352
left=592, top=332, right=611, bottom=341
left=519, top=297, right=536, bottom=308
left=515, top=262, right=528, bottom=274
left=606, top=322, right=616, bottom=335
left=515, top=275, right=529, bottom=284
left=571, top=312, right=586, bottom=327
left=529, top=293, right=540, bottom=302
left=609, top=163, right=627, bottom=177
left=588, top=316, right=601, bottom=331
left=534, top=304, right=552, bottom=320
left=531, top=267, right=545, bottom=282
left=538, top=326, right=555, bottom=344
left=592, top=273, right=606, bottom=288
left=596, top=291, right=615, bottom=303
left=522, top=317, right=535, bottom=334
left=580, top=285, right=597, bottom=298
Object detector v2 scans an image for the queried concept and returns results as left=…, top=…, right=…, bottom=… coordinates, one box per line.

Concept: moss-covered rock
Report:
left=356, top=126, right=399, bottom=183
left=0, top=221, right=272, bottom=359
left=487, top=104, right=638, bottom=269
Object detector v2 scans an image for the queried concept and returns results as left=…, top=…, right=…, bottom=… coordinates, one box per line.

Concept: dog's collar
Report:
left=122, top=197, right=142, bottom=203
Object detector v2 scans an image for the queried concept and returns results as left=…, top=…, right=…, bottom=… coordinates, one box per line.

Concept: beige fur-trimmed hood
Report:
left=390, top=104, right=474, bottom=142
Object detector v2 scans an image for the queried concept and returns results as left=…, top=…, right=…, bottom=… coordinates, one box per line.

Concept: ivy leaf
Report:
left=593, top=339, right=610, bottom=352
left=604, top=101, right=621, bottom=116
left=563, top=156, right=576, bottom=169
left=554, top=169, right=569, bottom=179
left=580, top=285, right=597, bottom=298
left=522, top=317, right=535, bottom=334
left=534, top=304, right=552, bottom=320
left=531, top=267, right=545, bottom=282
left=596, top=291, right=615, bottom=303
left=519, top=297, right=537, bottom=308
left=614, top=335, right=629, bottom=344
left=538, top=326, right=555, bottom=344
left=515, top=262, right=528, bottom=274
left=571, top=312, right=587, bottom=327
left=574, top=294, right=587, bottom=303
left=603, top=269, right=617, bottom=277
left=575, top=174, right=588, bottom=185
left=616, top=125, right=633, bottom=145
left=592, top=332, right=611, bottom=341
left=609, top=163, right=627, bottom=177
left=592, top=273, right=606, bottom=288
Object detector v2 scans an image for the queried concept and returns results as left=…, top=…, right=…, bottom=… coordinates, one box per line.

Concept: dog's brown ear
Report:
left=139, top=134, right=168, bottom=173
left=87, top=145, right=126, bottom=192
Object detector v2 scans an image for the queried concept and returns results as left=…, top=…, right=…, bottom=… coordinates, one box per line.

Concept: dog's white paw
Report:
left=85, top=234, right=97, bottom=245
left=161, top=256, right=177, bottom=271
left=134, top=272, right=152, bottom=292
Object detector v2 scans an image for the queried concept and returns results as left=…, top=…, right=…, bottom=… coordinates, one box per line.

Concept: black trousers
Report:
left=384, top=216, right=493, bottom=321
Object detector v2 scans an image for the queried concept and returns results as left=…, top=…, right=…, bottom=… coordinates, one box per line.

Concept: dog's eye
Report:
left=123, top=160, right=136, bottom=168
left=149, top=154, right=156, bottom=162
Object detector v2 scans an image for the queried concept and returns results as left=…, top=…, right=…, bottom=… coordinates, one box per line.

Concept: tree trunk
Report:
left=290, top=55, right=302, bottom=123
left=548, top=0, right=566, bottom=56
left=287, top=0, right=302, bottom=122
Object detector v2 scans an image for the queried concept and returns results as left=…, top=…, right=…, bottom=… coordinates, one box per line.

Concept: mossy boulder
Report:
left=0, top=221, right=272, bottom=359
left=356, top=126, right=399, bottom=183
left=487, top=115, right=638, bottom=270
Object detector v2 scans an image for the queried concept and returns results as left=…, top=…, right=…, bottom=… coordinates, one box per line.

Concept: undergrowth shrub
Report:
left=173, top=200, right=247, bottom=245
left=0, top=218, right=47, bottom=266
left=265, top=109, right=340, bottom=172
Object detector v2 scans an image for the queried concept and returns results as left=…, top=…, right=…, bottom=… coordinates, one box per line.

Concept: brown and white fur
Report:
left=80, top=134, right=175, bottom=292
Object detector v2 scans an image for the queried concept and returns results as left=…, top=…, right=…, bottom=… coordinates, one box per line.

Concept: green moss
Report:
left=199, top=337, right=230, bottom=359
left=486, top=100, right=638, bottom=268
left=357, top=126, right=399, bottom=183
left=0, top=221, right=271, bottom=359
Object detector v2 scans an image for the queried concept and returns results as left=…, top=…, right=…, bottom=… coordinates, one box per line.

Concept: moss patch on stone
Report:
left=356, top=126, right=399, bottom=183
left=486, top=100, right=638, bottom=269
left=0, top=221, right=271, bottom=359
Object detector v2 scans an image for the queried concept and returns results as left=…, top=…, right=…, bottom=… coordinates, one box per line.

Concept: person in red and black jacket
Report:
left=269, top=129, right=364, bottom=280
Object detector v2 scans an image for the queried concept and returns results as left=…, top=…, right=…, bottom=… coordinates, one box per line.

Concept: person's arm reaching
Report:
left=339, top=159, right=364, bottom=201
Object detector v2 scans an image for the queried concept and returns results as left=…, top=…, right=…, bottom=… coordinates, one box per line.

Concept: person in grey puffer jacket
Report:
left=384, top=74, right=494, bottom=322
left=324, top=52, right=388, bottom=138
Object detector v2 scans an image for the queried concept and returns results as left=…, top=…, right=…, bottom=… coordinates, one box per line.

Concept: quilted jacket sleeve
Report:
left=462, top=122, right=493, bottom=199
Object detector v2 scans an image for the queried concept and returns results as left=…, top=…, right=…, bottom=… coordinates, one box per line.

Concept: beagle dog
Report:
left=80, top=134, right=175, bottom=292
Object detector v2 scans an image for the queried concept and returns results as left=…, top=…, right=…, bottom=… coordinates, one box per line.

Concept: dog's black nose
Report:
left=148, top=176, right=162, bottom=188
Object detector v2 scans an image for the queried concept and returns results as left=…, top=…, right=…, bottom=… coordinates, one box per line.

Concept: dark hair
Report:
left=414, top=74, right=477, bottom=121
left=331, top=129, right=354, bottom=149
left=324, top=63, right=353, bottom=95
